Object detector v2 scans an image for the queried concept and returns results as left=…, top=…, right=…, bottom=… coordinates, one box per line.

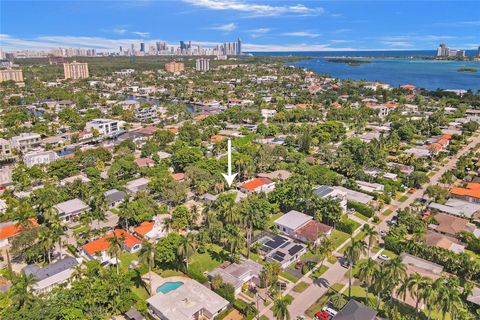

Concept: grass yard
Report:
left=119, top=252, right=147, bottom=274
left=399, top=195, right=409, bottom=202
left=331, top=283, right=345, bottom=292
left=328, top=255, right=338, bottom=264
left=382, top=208, right=393, bottom=216
left=338, top=231, right=366, bottom=254
left=354, top=212, right=369, bottom=221
left=382, top=249, right=398, bottom=259
left=189, top=244, right=225, bottom=273
left=158, top=269, right=184, bottom=277
left=310, top=265, right=329, bottom=281
left=293, top=281, right=309, bottom=293
left=280, top=271, right=299, bottom=283
left=331, top=229, right=350, bottom=249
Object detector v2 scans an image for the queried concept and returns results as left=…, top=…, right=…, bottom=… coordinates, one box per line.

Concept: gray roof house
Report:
left=104, top=189, right=126, bottom=207
left=125, top=178, right=150, bottom=194
left=333, top=299, right=378, bottom=320
left=22, top=256, right=79, bottom=292
left=429, top=198, right=480, bottom=219
left=53, top=198, right=90, bottom=222
left=208, top=259, right=262, bottom=295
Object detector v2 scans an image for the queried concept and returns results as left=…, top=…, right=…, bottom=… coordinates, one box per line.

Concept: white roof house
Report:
left=53, top=198, right=90, bottom=222
left=147, top=278, right=229, bottom=320
left=125, top=177, right=150, bottom=194
left=275, top=210, right=312, bottom=233
left=429, top=198, right=480, bottom=219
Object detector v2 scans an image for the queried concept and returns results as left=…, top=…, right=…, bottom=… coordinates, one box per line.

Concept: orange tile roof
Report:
left=0, top=219, right=38, bottom=240
left=401, top=84, right=416, bottom=89
left=133, top=221, right=154, bottom=237
left=437, top=138, right=449, bottom=146
left=450, top=183, right=480, bottom=199
left=240, top=178, right=273, bottom=191
left=134, top=158, right=155, bottom=167
left=173, top=172, right=185, bottom=181
left=441, top=134, right=452, bottom=140
left=383, top=103, right=399, bottom=108
left=167, top=127, right=178, bottom=134
left=81, top=229, right=141, bottom=255
left=211, top=134, right=227, bottom=143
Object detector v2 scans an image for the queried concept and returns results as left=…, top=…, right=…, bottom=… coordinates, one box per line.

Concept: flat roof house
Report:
left=314, top=185, right=347, bottom=211
left=240, top=177, right=275, bottom=194
left=147, top=277, right=229, bottom=320
left=258, top=233, right=307, bottom=269
left=23, top=150, right=59, bottom=168
left=22, top=256, right=79, bottom=293
left=81, top=229, right=141, bottom=264
left=429, top=198, right=480, bottom=219
left=275, top=210, right=332, bottom=245
left=125, top=177, right=150, bottom=194
left=208, top=259, right=262, bottom=296
left=53, top=198, right=90, bottom=223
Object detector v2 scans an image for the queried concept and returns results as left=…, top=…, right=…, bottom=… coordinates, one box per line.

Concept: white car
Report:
left=322, top=306, right=338, bottom=316
left=378, top=254, right=390, bottom=261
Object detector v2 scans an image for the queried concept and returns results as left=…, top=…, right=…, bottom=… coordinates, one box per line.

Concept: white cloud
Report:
left=242, top=42, right=354, bottom=52
left=434, top=20, right=480, bottom=27
left=209, top=23, right=237, bottom=32
left=249, top=28, right=270, bottom=34
left=183, top=0, right=323, bottom=17
left=382, top=41, right=414, bottom=48
left=112, top=28, right=128, bottom=35
left=281, top=31, right=321, bottom=38
left=132, top=31, right=150, bottom=38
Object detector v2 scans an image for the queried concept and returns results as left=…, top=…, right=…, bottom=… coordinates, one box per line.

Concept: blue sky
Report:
left=1, top=0, right=479, bottom=51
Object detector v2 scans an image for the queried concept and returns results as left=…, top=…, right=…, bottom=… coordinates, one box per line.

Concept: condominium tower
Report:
left=63, top=61, right=89, bottom=79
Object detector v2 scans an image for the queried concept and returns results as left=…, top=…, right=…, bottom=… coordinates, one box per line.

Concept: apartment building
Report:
left=85, top=119, right=121, bottom=136
left=196, top=58, right=210, bottom=71
left=23, top=150, right=58, bottom=168
left=10, top=133, right=41, bottom=151
left=63, top=61, right=89, bottom=79
left=0, top=69, right=24, bottom=82
left=164, top=61, right=184, bottom=73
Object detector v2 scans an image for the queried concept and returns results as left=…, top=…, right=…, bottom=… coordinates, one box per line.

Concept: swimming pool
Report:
left=156, top=281, right=184, bottom=294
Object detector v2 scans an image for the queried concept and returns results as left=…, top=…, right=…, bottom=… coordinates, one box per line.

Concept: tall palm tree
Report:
left=272, top=295, right=291, bottom=320
left=436, top=278, right=463, bottom=320
left=240, top=198, right=261, bottom=259
left=139, top=240, right=155, bottom=295
left=372, top=267, right=389, bottom=309
left=344, top=238, right=367, bottom=298
left=318, top=237, right=335, bottom=269
left=404, top=272, right=427, bottom=311
left=420, top=277, right=437, bottom=320
left=357, top=258, right=379, bottom=303
left=384, top=256, right=407, bottom=296
left=362, top=225, right=378, bottom=258
left=106, top=232, right=125, bottom=275
left=177, top=233, right=196, bottom=270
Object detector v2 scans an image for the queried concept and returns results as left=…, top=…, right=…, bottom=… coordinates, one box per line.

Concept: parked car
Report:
left=322, top=306, right=338, bottom=317
left=378, top=254, right=390, bottom=261
left=380, top=230, right=387, bottom=238
left=277, top=281, right=287, bottom=291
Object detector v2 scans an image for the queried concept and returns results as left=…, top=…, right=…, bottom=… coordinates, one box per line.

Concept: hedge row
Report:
left=347, top=200, right=375, bottom=218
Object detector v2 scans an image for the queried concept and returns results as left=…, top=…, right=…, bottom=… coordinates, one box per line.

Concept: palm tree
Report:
left=139, top=240, right=155, bottom=295
left=357, top=258, right=379, bottom=303
left=318, top=237, right=335, bottom=269
left=177, top=233, right=196, bottom=270
left=240, top=197, right=262, bottom=259
left=362, top=225, right=378, bottom=258
left=344, top=238, right=367, bottom=298
left=11, top=272, right=36, bottom=308
left=436, top=278, right=463, bottom=320
left=384, top=256, right=407, bottom=296
left=272, top=295, right=292, bottom=320
left=372, top=267, right=389, bottom=309
left=420, top=278, right=437, bottom=320
left=406, top=272, right=426, bottom=311
left=106, top=232, right=125, bottom=275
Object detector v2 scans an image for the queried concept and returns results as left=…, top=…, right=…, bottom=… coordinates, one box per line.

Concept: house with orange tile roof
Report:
left=0, top=219, right=38, bottom=247
left=400, top=84, right=416, bottom=90
left=450, top=183, right=480, bottom=203
left=239, top=177, right=275, bottom=194
left=81, top=229, right=142, bottom=263
left=210, top=134, right=227, bottom=144
left=133, top=215, right=170, bottom=240
left=134, top=157, right=155, bottom=168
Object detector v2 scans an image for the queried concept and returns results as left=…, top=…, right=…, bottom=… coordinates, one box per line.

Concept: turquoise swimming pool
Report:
left=156, top=281, right=184, bottom=294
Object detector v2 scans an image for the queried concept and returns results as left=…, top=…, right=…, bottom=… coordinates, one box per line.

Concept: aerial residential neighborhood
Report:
left=1, top=1, right=480, bottom=320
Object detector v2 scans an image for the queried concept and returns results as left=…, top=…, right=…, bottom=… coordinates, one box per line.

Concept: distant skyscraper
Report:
left=478, top=46, right=480, bottom=57
left=140, top=42, right=145, bottom=52
left=119, top=46, right=123, bottom=53
left=131, top=43, right=135, bottom=54
left=237, top=38, right=242, bottom=55
left=180, top=41, right=187, bottom=51
left=437, top=43, right=449, bottom=57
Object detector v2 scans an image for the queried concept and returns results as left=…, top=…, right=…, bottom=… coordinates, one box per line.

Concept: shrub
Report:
left=186, top=268, right=208, bottom=284
left=215, top=283, right=235, bottom=303
left=347, top=201, right=374, bottom=218
left=336, top=218, right=359, bottom=234
left=234, top=299, right=258, bottom=320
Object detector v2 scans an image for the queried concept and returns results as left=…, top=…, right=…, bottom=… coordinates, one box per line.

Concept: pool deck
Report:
left=143, top=272, right=189, bottom=297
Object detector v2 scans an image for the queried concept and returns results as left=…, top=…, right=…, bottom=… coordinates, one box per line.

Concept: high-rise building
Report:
left=180, top=41, right=187, bottom=52
left=164, top=60, right=185, bottom=73
left=437, top=43, right=449, bottom=57
left=196, top=58, right=210, bottom=71
left=478, top=46, right=480, bottom=57
left=0, top=69, right=24, bottom=82
left=63, top=61, right=89, bottom=80
left=237, top=38, right=242, bottom=55
left=140, top=42, right=145, bottom=52
left=119, top=46, right=123, bottom=53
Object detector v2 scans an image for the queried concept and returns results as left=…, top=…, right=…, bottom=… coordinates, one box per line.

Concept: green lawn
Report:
left=331, top=230, right=350, bottom=249
left=328, top=255, right=338, bottom=264
left=382, top=209, right=393, bottom=216
left=189, top=244, right=225, bottom=273
left=119, top=252, right=147, bottom=274
left=465, top=250, right=480, bottom=263
left=310, top=265, right=329, bottom=280
left=382, top=249, right=398, bottom=259
left=338, top=231, right=366, bottom=254
left=158, top=269, right=184, bottom=277
left=293, top=281, right=309, bottom=293
left=354, top=212, right=369, bottom=221
left=280, top=270, right=299, bottom=283
left=331, top=283, right=345, bottom=292
left=399, top=195, right=409, bottom=202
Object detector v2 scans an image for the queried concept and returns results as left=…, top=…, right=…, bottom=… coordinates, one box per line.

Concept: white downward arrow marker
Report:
left=222, top=139, right=237, bottom=187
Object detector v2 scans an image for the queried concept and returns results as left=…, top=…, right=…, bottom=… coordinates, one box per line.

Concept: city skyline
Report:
left=1, top=0, right=479, bottom=52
